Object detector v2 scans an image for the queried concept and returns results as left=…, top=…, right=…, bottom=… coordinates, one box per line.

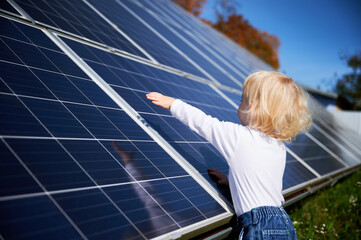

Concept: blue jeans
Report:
left=237, top=206, right=297, bottom=240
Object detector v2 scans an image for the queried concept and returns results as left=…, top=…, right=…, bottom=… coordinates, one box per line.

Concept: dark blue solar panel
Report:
left=0, top=196, right=83, bottom=239
left=141, top=0, right=266, bottom=75
left=62, top=36, right=238, bottom=183
left=13, top=0, right=147, bottom=58
left=0, top=141, right=42, bottom=196
left=0, top=94, right=50, bottom=137
left=86, top=0, right=209, bottom=79
left=122, top=0, right=243, bottom=89
left=0, top=16, right=228, bottom=239
left=315, top=121, right=361, bottom=162
left=308, top=126, right=359, bottom=166
left=52, top=189, right=143, bottom=240
left=219, top=89, right=242, bottom=106
left=283, top=153, right=317, bottom=189
left=5, top=138, right=96, bottom=191
left=287, top=133, right=345, bottom=175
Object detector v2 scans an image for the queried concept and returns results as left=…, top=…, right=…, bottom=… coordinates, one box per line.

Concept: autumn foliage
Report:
left=214, top=14, right=280, bottom=69
left=174, top=0, right=280, bottom=69
left=174, top=0, right=207, bottom=16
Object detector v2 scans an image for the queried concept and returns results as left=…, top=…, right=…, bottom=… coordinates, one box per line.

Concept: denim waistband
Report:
left=237, top=206, right=285, bottom=227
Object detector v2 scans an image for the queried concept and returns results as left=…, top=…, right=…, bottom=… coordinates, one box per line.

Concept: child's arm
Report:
left=146, top=92, right=239, bottom=160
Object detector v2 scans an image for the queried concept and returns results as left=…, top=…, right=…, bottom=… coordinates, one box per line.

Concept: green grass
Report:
left=286, top=169, right=361, bottom=240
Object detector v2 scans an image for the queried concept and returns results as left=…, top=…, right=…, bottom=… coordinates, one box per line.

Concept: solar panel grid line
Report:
left=81, top=0, right=158, bottom=64
left=114, top=0, right=222, bottom=86
left=305, top=132, right=349, bottom=168
left=46, top=29, right=234, bottom=212
left=1, top=138, right=88, bottom=239
left=140, top=4, right=244, bottom=89
left=312, top=123, right=361, bottom=163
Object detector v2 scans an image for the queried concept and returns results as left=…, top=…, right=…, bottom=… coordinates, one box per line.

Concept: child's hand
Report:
left=208, top=168, right=229, bottom=186
left=146, top=92, right=175, bottom=110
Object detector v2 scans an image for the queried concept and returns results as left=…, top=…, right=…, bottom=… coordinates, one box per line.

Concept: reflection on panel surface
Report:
left=0, top=17, right=227, bottom=240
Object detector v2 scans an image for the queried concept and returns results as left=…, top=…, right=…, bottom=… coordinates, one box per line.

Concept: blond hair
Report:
left=242, top=71, right=312, bottom=142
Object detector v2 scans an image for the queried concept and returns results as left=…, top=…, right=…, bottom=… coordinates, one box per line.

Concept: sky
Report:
left=199, top=0, right=361, bottom=93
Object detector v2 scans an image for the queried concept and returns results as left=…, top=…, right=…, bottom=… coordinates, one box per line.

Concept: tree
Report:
left=174, top=0, right=207, bottom=17
left=335, top=52, right=361, bottom=110
left=213, top=14, right=280, bottom=69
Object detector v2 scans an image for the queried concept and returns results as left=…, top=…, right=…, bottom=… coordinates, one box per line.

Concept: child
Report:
left=146, top=71, right=312, bottom=239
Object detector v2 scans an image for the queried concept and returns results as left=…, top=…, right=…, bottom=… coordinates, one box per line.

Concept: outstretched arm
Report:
left=146, top=92, right=239, bottom=161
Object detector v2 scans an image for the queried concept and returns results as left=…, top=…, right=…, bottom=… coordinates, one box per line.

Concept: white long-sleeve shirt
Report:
left=171, top=99, right=285, bottom=216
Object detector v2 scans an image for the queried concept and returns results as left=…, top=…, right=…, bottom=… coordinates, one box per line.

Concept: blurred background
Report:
left=176, top=0, right=361, bottom=111
left=175, top=0, right=361, bottom=138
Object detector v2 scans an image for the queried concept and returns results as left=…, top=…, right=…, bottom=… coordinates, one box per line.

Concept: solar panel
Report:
left=1, top=0, right=361, bottom=239
left=314, top=121, right=361, bottom=161
left=283, top=154, right=317, bottom=189
left=0, top=16, right=231, bottom=239
left=59, top=36, right=234, bottom=184
left=12, top=0, right=148, bottom=58
left=286, top=133, right=346, bottom=175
